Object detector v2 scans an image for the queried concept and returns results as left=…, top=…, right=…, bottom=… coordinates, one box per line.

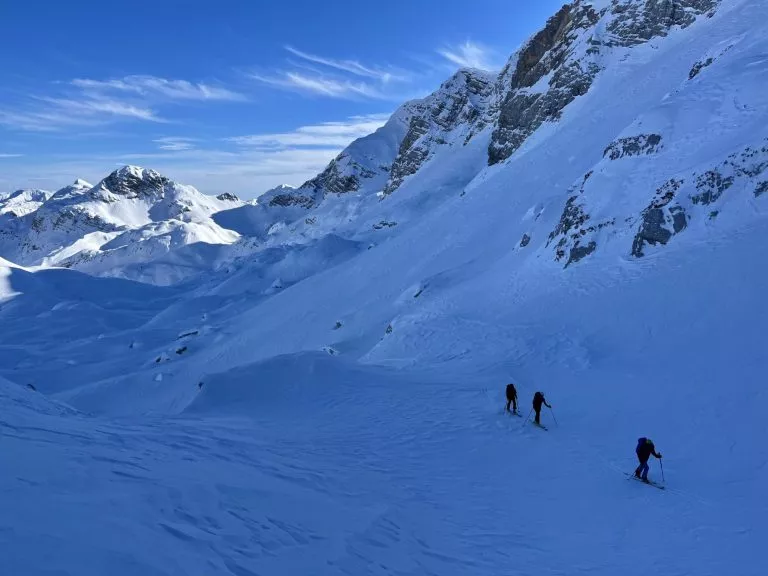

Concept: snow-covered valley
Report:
left=1, top=0, right=766, bottom=574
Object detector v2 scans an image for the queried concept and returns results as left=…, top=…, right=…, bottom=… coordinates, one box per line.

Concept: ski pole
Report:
left=522, top=407, right=533, bottom=427
left=548, top=406, right=559, bottom=427
left=659, top=458, right=666, bottom=483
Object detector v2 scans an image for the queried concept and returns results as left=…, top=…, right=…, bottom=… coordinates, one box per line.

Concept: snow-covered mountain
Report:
left=0, top=188, right=53, bottom=217
left=0, top=1, right=736, bottom=284
left=1, top=1, right=767, bottom=575
left=0, top=166, right=243, bottom=284
left=213, top=0, right=738, bottom=263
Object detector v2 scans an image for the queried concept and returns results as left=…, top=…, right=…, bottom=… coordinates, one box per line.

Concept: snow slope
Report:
left=1, top=0, right=766, bottom=574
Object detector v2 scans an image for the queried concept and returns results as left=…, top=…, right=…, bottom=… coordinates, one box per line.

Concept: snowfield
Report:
left=1, top=0, right=766, bottom=574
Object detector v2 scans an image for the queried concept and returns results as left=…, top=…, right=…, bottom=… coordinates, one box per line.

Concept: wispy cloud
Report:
left=72, top=75, right=245, bottom=101
left=251, top=46, right=418, bottom=101
left=438, top=41, right=498, bottom=71
left=0, top=74, right=242, bottom=132
left=0, top=153, right=22, bottom=158
left=154, top=137, right=198, bottom=151
left=0, top=96, right=163, bottom=132
left=39, top=96, right=161, bottom=121
left=250, top=71, right=390, bottom=100
left=227, top=113, right=390, bottom=148
left=285, top=46, right=406, bottom=83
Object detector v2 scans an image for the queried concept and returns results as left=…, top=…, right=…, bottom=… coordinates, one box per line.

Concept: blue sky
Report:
left=0, top=0, right=563, bottom=197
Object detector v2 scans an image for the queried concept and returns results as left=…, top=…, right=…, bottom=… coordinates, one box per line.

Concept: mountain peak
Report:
left=216, top=192, right=241, bottom=202
left=266, top=184, right=295, bottom=193
left=98, top=165, right=172, bottom=199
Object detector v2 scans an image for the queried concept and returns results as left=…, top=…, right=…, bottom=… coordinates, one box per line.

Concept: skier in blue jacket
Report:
left=635, top=437, right=662, bottom=483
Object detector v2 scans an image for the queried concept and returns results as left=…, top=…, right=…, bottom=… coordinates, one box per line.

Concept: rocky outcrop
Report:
left=689, top=40, right=734, bottom=80
left=268, top=193, right=315, bottom=209
left=489, top=0, right=720, bottom=166
left=302, top=154, right=365, bottom=197
left=489, top=2, right=602, bottom=165
left=691, top=170, right=734, bottom=205
left=604, top=134, right=663, bottom=160
left=372, top=220, right=397, bottom=230
left=547, top=171, right=615, bottom=267
left=96, top=166, right=170, bottom=200
left=606, top=0, right=718, bottom=47
left=691, top=143, right=768, bottom=205
left=631, top=179, right=687, bottom=257
left=632, top=141, right=768, bottom=257
left=689, top=57, right=714, bottom=79
left=216, top=192, right=240, bottom=202
left=383, top=69, right=494, bottom=195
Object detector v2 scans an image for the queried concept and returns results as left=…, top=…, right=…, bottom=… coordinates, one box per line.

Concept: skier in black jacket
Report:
left=505, top=383, right=518, bottom=414
left=532, top=391, right=550, bottom=425
left=635, top=437, right=662, bottom=483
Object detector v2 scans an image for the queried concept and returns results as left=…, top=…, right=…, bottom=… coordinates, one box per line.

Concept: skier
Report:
left=505, top=383, right=518, bottom=414
left=634, top=437, right=662, bottom=483
left=532, top=391, right=551, bottom=425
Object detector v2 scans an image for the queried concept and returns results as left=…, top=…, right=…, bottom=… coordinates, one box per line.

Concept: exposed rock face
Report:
left=297, top=68, right=496, bottom=201
left=372, top=220, right=397, bottom=230
left=604, top=134, right=663, bottom=160
left=630, top=141, right=768, bottom=257
left=302, top=154, right=365, bottom=197
left=268, top=193, right=315, bottom=209
left=606, top=0, right=719, bottom=47
left=547, top=171, right=616, bottom=267
left=691, top=170, right=734, bottom=205
left=489, top=0, right=720, bottom=166
left=216, top=193, right=240, bottom=202
left=689, top=57, right=714, bottom=79
left=489, top=2, right=601, bottom=165
left=383, top=69, right=495, bottom=195
left=96, top=166, right=170, bottom=200
left=631, top=179, right=687, bottom=257
left=289, top=0, right=725, bottom=210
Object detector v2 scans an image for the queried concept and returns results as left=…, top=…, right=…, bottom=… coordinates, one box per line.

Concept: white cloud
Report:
left=251, top=71, right=390, bottom=100
left=0, top=74, right=243, bottom=132
left=40, top=96, right=162, bottom=121
left=154, top=137, right=198, bottom=151
left=251, top=46, right=420, bottom=101
left=0, top=96, right=164, bottom=132
left=0, top=153, right=22, bottom=158
left=438, top=41, right=498, bottom=71
left=72, top=76, right=245, bottom=101
left=228, top=114, right=389, bottom=148
left=285, top=46, right=406, bottom=83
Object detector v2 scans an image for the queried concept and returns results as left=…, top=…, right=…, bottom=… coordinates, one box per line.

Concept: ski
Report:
left=627, top=474, right=665, bottom=490
left=530, top=421, right=548, bottom=431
